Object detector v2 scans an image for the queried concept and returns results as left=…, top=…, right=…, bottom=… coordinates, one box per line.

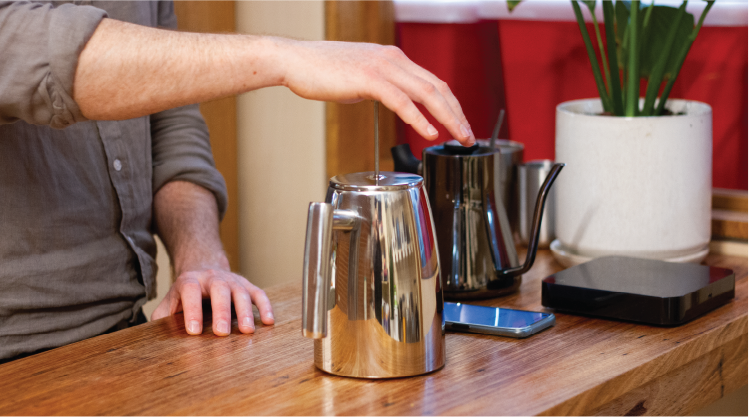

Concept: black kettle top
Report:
left=431, top=140, right=495, bottom=157
left=442, top=140, right=480, bottom=155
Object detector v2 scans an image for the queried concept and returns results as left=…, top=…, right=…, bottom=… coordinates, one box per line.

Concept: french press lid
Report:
left=330, top=171, right=422, bottom=192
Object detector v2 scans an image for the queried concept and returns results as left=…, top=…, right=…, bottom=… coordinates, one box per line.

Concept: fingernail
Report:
left=217, top=321, right=230, bottom=335
left=426, top=124, right=438, bottom=137
left=468, top=125, right=475, bottom=138
left=242, top=317, right=254, bottom=329
left=266, top=312, right=274, bottom=321
left=188, top=320, right=200, bottom=334
left=460, top=124, right=470, bottom=139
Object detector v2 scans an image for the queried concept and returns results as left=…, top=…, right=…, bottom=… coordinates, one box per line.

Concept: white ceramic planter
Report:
left=553, top=99, right=712, bottom=266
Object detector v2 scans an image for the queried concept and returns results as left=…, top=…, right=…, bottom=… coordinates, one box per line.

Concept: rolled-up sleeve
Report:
left=0, top=1, right=106, bottom=128
left=150, top=104, right=229, bottom=220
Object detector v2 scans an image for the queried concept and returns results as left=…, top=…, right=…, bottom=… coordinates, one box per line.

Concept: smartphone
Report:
left=444, top=302, right=555, bottom=338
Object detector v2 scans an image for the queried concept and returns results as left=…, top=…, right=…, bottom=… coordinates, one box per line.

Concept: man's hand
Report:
left=152, top=180, right=273, bottom=336
left=275, top=39, right=473, bottom=144
left=150, top=268, right=273, bottom=336
left=74, top=19, right=475, bottom=145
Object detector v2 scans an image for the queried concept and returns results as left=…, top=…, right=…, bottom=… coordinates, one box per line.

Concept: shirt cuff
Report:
left=47, top=3, right=107, bottom=129
left=154, top=168, right=229, bottom=221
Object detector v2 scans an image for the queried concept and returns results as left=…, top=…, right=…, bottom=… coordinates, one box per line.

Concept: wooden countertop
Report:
left=0, top=251, right=746, bottom=415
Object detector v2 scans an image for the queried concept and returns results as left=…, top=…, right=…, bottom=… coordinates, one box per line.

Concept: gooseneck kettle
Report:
left=392, top=141, right=564, bottom=299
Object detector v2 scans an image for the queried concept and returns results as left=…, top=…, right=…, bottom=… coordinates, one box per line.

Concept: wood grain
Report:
left=0, top=251, right=745, bottom=416
left=588, top=335, right=747, bottom=416
left=712, top=209, right=749, bottom=240
left=325, top=1, right=397, bottom=180
left=173, top=1, right=240, bottom=271
left=713, top=188, right=748, bottom=212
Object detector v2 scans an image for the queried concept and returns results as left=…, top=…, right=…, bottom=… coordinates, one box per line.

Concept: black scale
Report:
left=542, top=256, right=735, bottom=325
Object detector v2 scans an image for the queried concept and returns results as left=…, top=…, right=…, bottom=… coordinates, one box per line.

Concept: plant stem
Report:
left=642, top=0, right=656, bottom=27
left=603, top=0, right=623, bottom=115
left=655, top=0, right=715, bottom=115
left=590, top=13, right=612, bottom=97
left=571, top=0, right=612, bottom=113
left=642, top=1, right=687, bottom=116
left=625, top=0, right=640, bottom=116
left=621, top=23, right=629, bottom=104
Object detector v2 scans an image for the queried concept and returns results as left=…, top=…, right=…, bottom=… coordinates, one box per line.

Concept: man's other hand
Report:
left=150, top=268, right=273, bottom=336
left=152, top=181, right=273, bottom=337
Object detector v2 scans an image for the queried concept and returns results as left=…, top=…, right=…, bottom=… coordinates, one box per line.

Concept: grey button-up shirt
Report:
left=0, top=1, right=228, bottom=359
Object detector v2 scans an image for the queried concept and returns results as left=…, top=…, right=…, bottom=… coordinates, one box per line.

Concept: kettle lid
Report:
left=330, top=171, right=422, bottom=191
left=425, top=140, right=496, bottom=157
left=442, top=140, right=481, bottom=155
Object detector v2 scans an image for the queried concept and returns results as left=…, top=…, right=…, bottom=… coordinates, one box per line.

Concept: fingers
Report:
left=209, top=276, right=233, bottom=336
left=381, top=46, right=471, bottom=129
left=373, top=48, right=474, bottom=145
left=231, top=283, right=255, bottom=334
left=159, top=270, right=273, bottom=336
left=242, top=280, right=274, bottom=326
left=375, top=82, right=439, bottom=141
left=179, top=277, right=205, bottom=335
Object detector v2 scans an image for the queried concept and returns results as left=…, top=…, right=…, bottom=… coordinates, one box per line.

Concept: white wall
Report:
left=235, top=1, right=327, bottom=289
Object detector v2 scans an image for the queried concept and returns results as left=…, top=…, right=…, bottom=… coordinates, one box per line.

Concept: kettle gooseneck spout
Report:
left=495, top=163, right=565, bottom=278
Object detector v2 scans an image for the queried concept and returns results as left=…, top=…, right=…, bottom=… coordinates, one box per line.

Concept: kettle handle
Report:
left=391, top=144, right=423, bottom=175
left=302, top=203, right=357, bottom=339
left=497, top=163, right=565, bottom=278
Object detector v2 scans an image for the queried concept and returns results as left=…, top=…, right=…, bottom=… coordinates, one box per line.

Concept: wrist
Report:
left=174, top=249, right=231, bottom=276
left=236, top=35, right=289, bottom=91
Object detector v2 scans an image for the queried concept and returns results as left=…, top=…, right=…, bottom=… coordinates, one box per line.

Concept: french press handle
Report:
left=302, top=203, right=357, bottom=339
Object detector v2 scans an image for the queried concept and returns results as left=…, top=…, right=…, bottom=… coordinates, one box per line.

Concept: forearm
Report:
left=74, top=18, right=283, bottom=121
left=153, top=180, right=228, bottom=276
left=74, top=18, right=475, bottom=144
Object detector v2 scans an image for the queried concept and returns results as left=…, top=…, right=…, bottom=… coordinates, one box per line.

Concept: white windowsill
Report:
left=394, top=0, right=748, bottom=26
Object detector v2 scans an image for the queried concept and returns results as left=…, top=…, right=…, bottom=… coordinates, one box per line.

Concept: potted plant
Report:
left=510, top=0, right=715, bottom=266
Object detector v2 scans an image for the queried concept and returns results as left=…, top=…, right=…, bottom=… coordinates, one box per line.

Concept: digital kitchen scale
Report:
left=541, top=256, right=735, bottom=326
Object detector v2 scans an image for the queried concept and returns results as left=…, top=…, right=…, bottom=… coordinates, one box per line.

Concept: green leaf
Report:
left=615, top=1, right=629, bottom=69
left=581, top=0, right=596, bottom=14
left=656, top=0, right=714, bottom=115
left=571, top=0, right=612, bottom=112
left=625, top=0, right=640, bottom=116
left=641, top=2, right=688, bottom=116
left=639, top=5, right=695, bottom=80
left=603, top=0, right=624, bottom=115
left=507, top=0, right=523, bottom=12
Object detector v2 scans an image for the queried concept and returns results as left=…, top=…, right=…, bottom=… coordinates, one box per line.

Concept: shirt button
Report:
left=113, top=159, right=122, bottom=171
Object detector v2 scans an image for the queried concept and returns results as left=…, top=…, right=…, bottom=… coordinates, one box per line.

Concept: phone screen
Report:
left=444, top=302, right=551, bottom=329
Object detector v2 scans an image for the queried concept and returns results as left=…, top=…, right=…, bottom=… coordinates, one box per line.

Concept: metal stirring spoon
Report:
left=490, top=108, right=506, bottom=150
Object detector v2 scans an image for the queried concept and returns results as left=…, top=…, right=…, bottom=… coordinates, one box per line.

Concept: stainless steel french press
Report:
left=301, top=103, right=445, bottom=378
